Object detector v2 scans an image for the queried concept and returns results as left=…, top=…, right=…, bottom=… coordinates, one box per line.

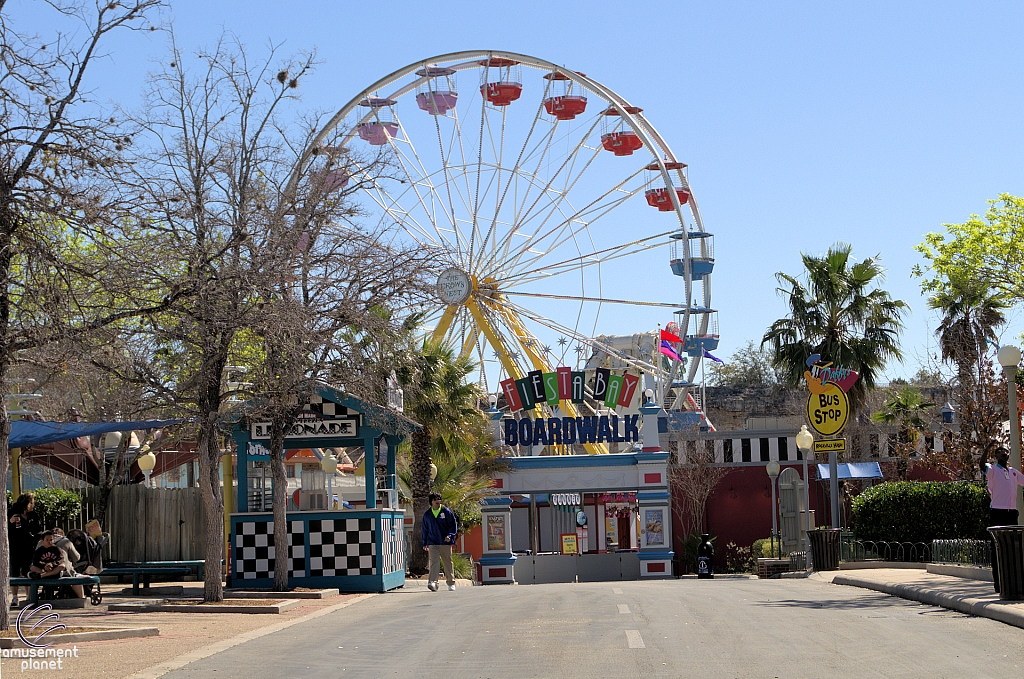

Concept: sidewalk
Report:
left=820, top=567, right=1024, bottom=630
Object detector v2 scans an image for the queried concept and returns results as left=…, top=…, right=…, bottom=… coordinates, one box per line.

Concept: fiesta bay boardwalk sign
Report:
left=500, top=365, right=642, bottom=448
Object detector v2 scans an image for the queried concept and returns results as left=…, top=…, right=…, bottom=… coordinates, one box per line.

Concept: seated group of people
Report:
left=9, top=492, right=86, bottom=606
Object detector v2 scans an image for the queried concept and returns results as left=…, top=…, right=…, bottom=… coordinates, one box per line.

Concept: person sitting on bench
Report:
left=29, top=531, right=84, bottom=599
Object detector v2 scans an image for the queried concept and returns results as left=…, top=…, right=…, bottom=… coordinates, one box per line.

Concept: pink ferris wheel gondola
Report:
left=415, top=66, right=458, bottom=115
left=357, top=97, right=399, bottom=146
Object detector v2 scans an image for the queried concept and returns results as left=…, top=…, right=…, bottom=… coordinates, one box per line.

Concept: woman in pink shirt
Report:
left=981, top=446, right=1024, bottom=593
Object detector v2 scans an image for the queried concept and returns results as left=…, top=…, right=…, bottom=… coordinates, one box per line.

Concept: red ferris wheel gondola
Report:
left=480, top=57, right=523, bottom=106
left=542, top=71, right=587, bottom=120
left=600, top=106, right=643, bottom=156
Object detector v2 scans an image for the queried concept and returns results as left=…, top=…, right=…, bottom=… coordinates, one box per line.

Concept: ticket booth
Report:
left=229, top=383, right=419, bottom=592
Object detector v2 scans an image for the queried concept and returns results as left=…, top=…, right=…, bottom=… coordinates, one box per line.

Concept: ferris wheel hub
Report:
left=436, top=268, right=472, bottom=305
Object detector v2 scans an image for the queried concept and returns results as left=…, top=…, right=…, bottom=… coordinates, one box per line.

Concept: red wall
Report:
left=673, top=461, right=952, bottom=572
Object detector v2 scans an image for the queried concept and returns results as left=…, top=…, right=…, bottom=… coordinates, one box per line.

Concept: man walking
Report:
left=422, top=492, right=459, bottom=591
left=981, top=446, right=1024, bottom=592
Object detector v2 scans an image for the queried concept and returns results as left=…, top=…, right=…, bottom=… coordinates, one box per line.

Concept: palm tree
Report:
left=871, top=386, right=935, bottom=479
left=762, top=243, right=907, bottom=414
left=397, top=340, right=485, bottom=574
left=927, top=273, right=1008, bottom=398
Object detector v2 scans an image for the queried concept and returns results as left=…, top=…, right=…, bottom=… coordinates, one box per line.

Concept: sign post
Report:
left=804, top=358, right=857, bottom=530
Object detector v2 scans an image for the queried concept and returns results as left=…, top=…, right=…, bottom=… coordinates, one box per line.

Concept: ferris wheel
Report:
left=300, top=50, right=718, bottom=422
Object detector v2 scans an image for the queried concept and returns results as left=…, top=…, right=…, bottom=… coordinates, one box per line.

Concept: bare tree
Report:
left=0, top=0, right=167, bottom=628
left=668, top=434, right=730, bottom=571
left=247, top=225, right=429, bottom=590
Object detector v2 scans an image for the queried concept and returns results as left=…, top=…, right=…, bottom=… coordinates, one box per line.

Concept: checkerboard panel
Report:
left=308, top=518, right=376, bottom=576
left=234, top=520, right=306, bottom=580
left=380, top=516, right=405, bottom=575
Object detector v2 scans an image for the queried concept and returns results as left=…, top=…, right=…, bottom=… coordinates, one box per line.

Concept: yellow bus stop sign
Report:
left=806, top=384, right=850, bottom=437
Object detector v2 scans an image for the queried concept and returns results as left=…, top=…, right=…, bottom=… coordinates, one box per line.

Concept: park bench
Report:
left=108, top=559, right=207, bottom=581
left=10, top=575, right=101, bottom=606
left=100, top=567, right=192, bottom=595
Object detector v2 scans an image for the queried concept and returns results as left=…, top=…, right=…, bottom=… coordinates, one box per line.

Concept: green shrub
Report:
left=32, top=488, right=82, bottom=528
left=722, top=542, right=757, bottom=573
left=452, top=552, right=473, bottom=580
left=851, top=481, right=988, bottom=543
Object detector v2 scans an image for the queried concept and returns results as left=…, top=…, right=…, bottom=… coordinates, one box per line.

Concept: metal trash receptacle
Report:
left=988, top=526, right=1024, bottom=601
left=808, top=528, right=841, bottom=571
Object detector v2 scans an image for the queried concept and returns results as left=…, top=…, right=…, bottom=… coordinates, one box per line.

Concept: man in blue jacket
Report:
left=422, top=492, right=459, bottom=591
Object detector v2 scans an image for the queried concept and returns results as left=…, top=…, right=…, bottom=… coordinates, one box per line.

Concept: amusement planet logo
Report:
left=0, top=604, right=80, bottom=674
left=17, top=604, right=65, bottom=648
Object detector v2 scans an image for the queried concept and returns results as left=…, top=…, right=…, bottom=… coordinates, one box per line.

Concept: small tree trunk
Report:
left=408, top=427, right=432, bottom=575
left=0, top=411, right=11, bottom=630
left=197, top=416, right=225, bottom=602
left=269, top=416, right=289, bottom=591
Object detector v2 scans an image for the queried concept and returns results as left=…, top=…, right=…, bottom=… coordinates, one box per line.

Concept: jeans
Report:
left=428, top=545, right=455, bottom=586
left=989, top=508, right=1018, bottom=593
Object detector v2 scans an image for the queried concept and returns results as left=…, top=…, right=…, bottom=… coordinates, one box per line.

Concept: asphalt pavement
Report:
left=160, top=576, right=1024, bottom=679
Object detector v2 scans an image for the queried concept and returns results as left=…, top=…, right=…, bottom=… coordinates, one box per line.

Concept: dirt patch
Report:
left=0, top=626, right=118, bottom=637
left=163, top=599, right=283, bottom=606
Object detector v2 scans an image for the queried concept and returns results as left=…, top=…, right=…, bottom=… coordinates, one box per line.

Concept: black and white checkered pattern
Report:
left=380, top=515, right=405, bottom=575
left=234, top=520, right=306, bottom=580
left=306, top=394, right=361, bottom=426
left=308, top=518, right=376, bottom=576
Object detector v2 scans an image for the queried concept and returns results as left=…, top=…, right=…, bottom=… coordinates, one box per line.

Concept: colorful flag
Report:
left=618, top=373, right=640, bottom=407
left=660, top=329, right=683, bottom=344
left=703, top=350, right=724, bottom=364
left=593, top=368, right=611, bottom=401
left=660, top=340, right=682, bottom=362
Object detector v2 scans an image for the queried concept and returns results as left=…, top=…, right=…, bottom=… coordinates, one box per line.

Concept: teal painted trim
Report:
left=233, top=574, right=389, bottom=593
left=501, top=453, right=637, bottom=470
left=381, top=570, right=405, bottom=591
left=478, top=555, right=517, bottom=566
left=635, top=452, right=670, bottom=463
left=637, top=491, right=671, bottom=501
left=637, top=551, right=674, bottom=560
left=481, top=497, right=512, bottom=506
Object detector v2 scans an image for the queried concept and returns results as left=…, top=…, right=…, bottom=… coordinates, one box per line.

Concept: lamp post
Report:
left=137, top=448, right=157, bottom=487
left=998, top=344, right=1023, bottom=519
left=321, top=451, right=338, bottom=510
left=766, top=460, right=780, bottom=558
left=795, top=425, right=814, bottom=568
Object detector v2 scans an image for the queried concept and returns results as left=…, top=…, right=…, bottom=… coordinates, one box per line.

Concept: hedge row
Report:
left=851, top=481, right=989, bottom=543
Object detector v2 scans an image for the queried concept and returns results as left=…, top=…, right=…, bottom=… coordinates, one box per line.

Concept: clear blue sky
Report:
left=16, top=0, right=1024, bottom=380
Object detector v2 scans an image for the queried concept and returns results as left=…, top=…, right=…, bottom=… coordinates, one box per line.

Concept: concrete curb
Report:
left=0, top=627, right=159, bottom=648
left=109, top=599, right=302, bottom=614
left=224, top=588, right=339, bottom=599
left=127, top=593, right=375, bottom=679
left=926, top=563, right=993, bottom=582
left=833, top=574, right=1024, bottom=629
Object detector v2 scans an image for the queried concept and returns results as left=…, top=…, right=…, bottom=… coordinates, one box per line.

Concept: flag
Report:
left=660, top=329, right=683, bottom=344
left=703, top=349, right=724, bottom=364
left=660, top=340, right=682, bottom=362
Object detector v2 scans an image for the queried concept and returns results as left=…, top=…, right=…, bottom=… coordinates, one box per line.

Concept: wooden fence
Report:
left=57, top=485, right=208, bottom=563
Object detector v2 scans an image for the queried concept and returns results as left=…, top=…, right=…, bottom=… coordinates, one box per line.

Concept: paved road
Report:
left=163, top=577, right=1024, bottom=678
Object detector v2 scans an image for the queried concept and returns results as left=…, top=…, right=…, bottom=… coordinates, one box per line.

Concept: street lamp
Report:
left=766, top=460, right=780, bottom=558
left=795, top=425, right=814, bottom=568
left=998, top=344, right=1023, bottom=518
left=321, top=451, right=338, bottom=510
left=137, top=447, right=157, bottom=487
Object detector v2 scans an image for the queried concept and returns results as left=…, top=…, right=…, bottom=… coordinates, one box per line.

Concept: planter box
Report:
left=0, top=627, right=158, bottom=648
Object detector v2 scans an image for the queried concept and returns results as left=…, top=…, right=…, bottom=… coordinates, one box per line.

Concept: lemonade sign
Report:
left=803, top=354, right=858, bottom=438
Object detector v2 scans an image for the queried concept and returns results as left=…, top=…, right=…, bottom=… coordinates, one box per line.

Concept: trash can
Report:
left=696, top=534, right=714, bottom=579
left=988, top=526, right=1024, bottom=601
left=808, top=528, right=841, bottom=571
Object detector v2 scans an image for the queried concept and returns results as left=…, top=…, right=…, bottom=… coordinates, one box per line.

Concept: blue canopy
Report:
left=816, top=462, right=884, bottom=480
left=9, top=419, right=181, bottom=449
